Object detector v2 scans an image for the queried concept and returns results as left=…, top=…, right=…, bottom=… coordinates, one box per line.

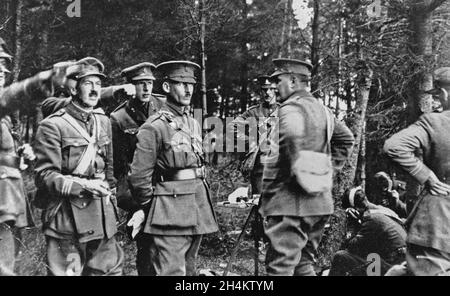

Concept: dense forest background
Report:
left=1, top=0, right=449, bottom=274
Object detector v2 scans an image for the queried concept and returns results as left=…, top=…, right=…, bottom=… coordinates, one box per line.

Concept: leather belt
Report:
left=159, top=167, right=206, bottom=181
left=0, top=155, right=20, bottom=169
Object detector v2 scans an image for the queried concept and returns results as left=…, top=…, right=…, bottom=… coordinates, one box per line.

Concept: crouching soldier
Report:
left=328, top=187, right=406, bottom=276
left=128, top=60, right=218, bottom=276
left=34, top=57, right=124, bottom=276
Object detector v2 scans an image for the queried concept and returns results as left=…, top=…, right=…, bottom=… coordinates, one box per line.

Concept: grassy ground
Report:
left=14, top=154, right=339, bottom=276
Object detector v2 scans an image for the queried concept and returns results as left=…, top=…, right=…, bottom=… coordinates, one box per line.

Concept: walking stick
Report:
left=223, top=205, right=258, bottom=276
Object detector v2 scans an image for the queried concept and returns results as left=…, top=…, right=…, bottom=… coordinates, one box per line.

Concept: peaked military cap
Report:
left=257, top=75, right=276, bottom=89
left=121, top=62, right=156, bottom=83
left=434, top=67, right=450, bottom=85
left=66, top=56, right=106, bottom=80
left=156, top=60, right=200, bottom=84
left=270, top=58, right=313, bottom=78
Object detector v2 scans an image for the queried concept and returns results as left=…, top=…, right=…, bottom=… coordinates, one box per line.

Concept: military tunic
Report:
left=260, top=90, right=354, bottom=218
left=34, top=101, right=123, bottom=275
left=384, top=111, right=450, bottom=275
left=110, top=96, right=164, bottom=181
left=129, top=101, right=217, bottom=236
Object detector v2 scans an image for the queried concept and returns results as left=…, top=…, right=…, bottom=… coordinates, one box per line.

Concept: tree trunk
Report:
left=11, top=0, right=22, bottom=83
left=239, top=0, right=249, bottom=113
left=286, top=0, right=293, bottom=58
left=341, top=65, right=373, bottom=189
left=277, top=0, right=289, bottom=58
left=199, top=0, right=207, bottom=116
left=407, top=0, right=447, bottom=123
left=335, top=0, right=343, bottom=117
left=9, top=0, right=23, bottom=140
left=354, top=120, right=366, bottom=188
left=310, top=0, right=320, bottom=93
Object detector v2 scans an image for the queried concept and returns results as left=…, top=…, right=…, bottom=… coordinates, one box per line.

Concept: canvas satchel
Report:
left=292, top=104, right=334, bottom=195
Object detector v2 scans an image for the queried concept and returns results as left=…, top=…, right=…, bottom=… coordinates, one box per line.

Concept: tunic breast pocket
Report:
left=61, top=137, right=89, bottom=171
left=170, top=132, right=191, bottom=153
left=150, top=180, right=198, bottom=228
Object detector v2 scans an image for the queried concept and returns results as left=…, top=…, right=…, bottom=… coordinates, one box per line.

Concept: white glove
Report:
left=127, top=210, right=145, bottom=239
left=19, top=143, right=36, bottom=161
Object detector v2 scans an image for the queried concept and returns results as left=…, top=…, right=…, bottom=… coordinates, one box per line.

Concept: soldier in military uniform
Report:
left=128, top=60, right=218, bottom=276
left=0, top=47, right=65, bottom=275
left=260, top=58, right=354, bottom=276
left=383, top=67, right=450, bottom=276
left=34, top=57, right=124, bottom=276
left=40, top=57, right=136, bottom=118
left=232, top=75, right=279, bottom=195
left=109, top=62, right=164, bottom=275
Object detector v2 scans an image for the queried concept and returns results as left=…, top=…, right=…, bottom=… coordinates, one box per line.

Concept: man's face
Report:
left=165, top=80, right=194, bottom=106
left=274, top=74, right=293, bottom=100
left=0, top=71, right=5, bottom=88
left=75, top=75, right=102, bottom=108
left=261, top=86, right=277, bottom=104
left=134, top=79, right=154, bottom=103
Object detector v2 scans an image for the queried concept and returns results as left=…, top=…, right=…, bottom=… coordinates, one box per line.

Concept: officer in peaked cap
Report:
left=426, top=67, right=450, bottom=112
left=34, top=56, right=124, bottom=276
left=41, top=57, right=136, bottom=118
left=109, top=62, right=164, bottom=275
left=128, top=60, right=218, bottom=276
left=259, top=58, right=354, bottom=276
left=230, top=74, right=279, bottom=195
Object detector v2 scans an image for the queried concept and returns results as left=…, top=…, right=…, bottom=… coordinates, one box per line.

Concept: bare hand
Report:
left=427, top=173, right=450, bottom=196
left=84, top=179, right=111, bottom=197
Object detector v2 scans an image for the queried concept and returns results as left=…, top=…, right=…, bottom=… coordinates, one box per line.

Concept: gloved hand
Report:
left=18, top=143, right=36, bottom=161
left=127, top=209, right=145, bottom=239
left=17, top=143, right=36, bottom=170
